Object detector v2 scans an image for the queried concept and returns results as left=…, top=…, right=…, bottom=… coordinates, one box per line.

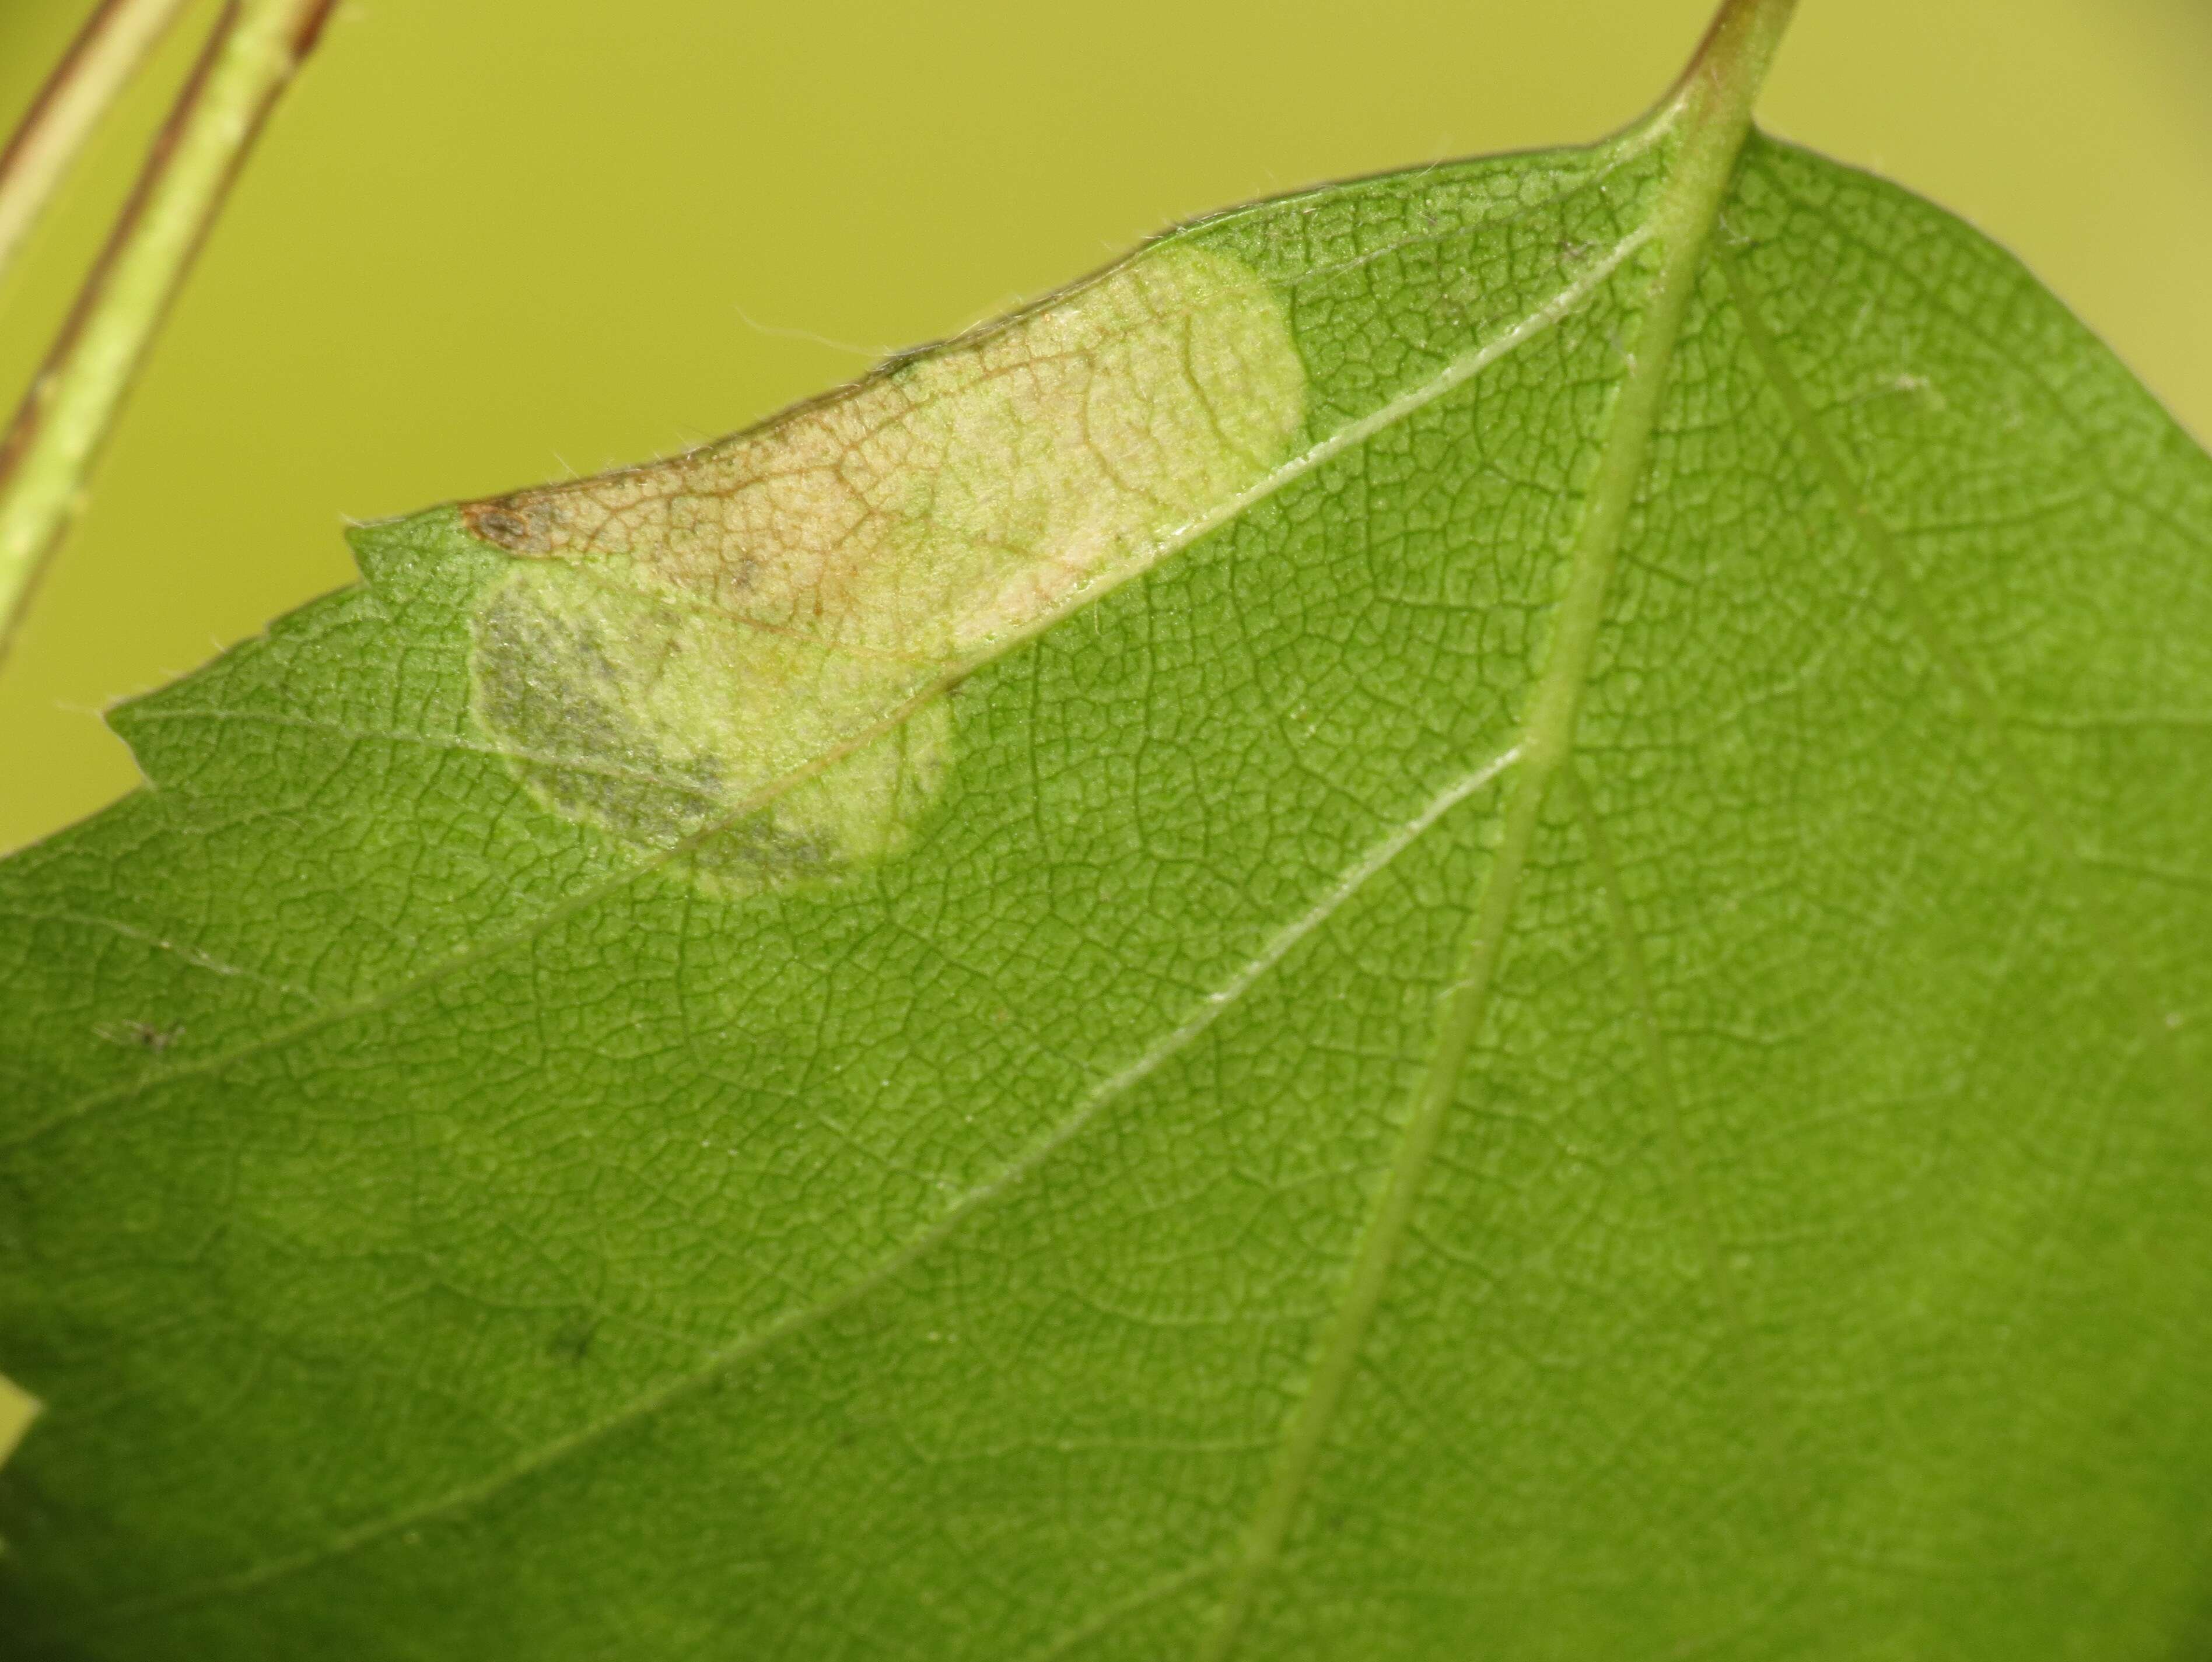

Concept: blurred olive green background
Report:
left=0, top=0, right=2207, bottom=853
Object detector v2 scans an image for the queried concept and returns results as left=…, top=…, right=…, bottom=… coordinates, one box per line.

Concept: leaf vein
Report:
left=87, top=743, right=1523, bottom=1626
left=1, top=232, right=1645, bottom=1158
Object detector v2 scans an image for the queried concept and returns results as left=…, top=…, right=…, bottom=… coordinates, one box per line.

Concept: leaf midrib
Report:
left=1184, top=74, right=1763, bottom=1661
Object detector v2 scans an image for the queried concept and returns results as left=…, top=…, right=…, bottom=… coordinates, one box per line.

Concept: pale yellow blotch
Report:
left=466, top=240, right=1306, bottom=892
left=0, top=1369, right=40, bottom=1492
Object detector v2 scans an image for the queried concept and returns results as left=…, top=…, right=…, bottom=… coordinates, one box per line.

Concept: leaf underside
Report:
left=2, top=113, right=2210, bottom=1661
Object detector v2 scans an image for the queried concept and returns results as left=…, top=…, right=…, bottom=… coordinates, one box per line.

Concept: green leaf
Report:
left=5, top=7, right=2211, bottom=1656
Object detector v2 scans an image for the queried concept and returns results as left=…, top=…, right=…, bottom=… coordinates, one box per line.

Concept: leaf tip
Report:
left=344, top=505, right=457, bottom=584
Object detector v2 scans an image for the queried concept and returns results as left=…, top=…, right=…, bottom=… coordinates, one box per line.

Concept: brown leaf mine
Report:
left=465, top=240, right=1306, bottom=892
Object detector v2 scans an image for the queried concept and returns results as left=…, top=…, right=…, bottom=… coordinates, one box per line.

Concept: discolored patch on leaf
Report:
left=470, top=566, right=952, bottom=892
left=463, top=241, right=1306, bottom=891
left=0, top=1373, right=37, bottom=1481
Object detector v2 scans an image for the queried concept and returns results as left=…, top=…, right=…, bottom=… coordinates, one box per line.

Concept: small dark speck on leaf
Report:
left=96, top=1020, right=183, bottom=1053
left=548, top=1314, right=600, bottom=1364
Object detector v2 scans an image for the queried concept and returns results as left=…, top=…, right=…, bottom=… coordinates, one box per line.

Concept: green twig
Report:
left=0, top=0, right=339, bottom=668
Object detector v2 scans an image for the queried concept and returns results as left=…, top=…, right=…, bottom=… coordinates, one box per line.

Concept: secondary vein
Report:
left=88, top=743, right=1527, bottom=1625
left=1, top=233, right=1646, bottom=1156
left=1716, top=235, right=2210, bottom=1096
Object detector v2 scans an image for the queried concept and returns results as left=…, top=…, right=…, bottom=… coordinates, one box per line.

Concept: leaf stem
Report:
left=0, top=0, right=195, bottom=292
left=1666, top=0, right=1800, bottom=137
left=0, top=0, right=338, bottom=669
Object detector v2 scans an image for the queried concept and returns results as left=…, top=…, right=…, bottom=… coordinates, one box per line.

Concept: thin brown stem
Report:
left=0, top=0, right=195, bottom=291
